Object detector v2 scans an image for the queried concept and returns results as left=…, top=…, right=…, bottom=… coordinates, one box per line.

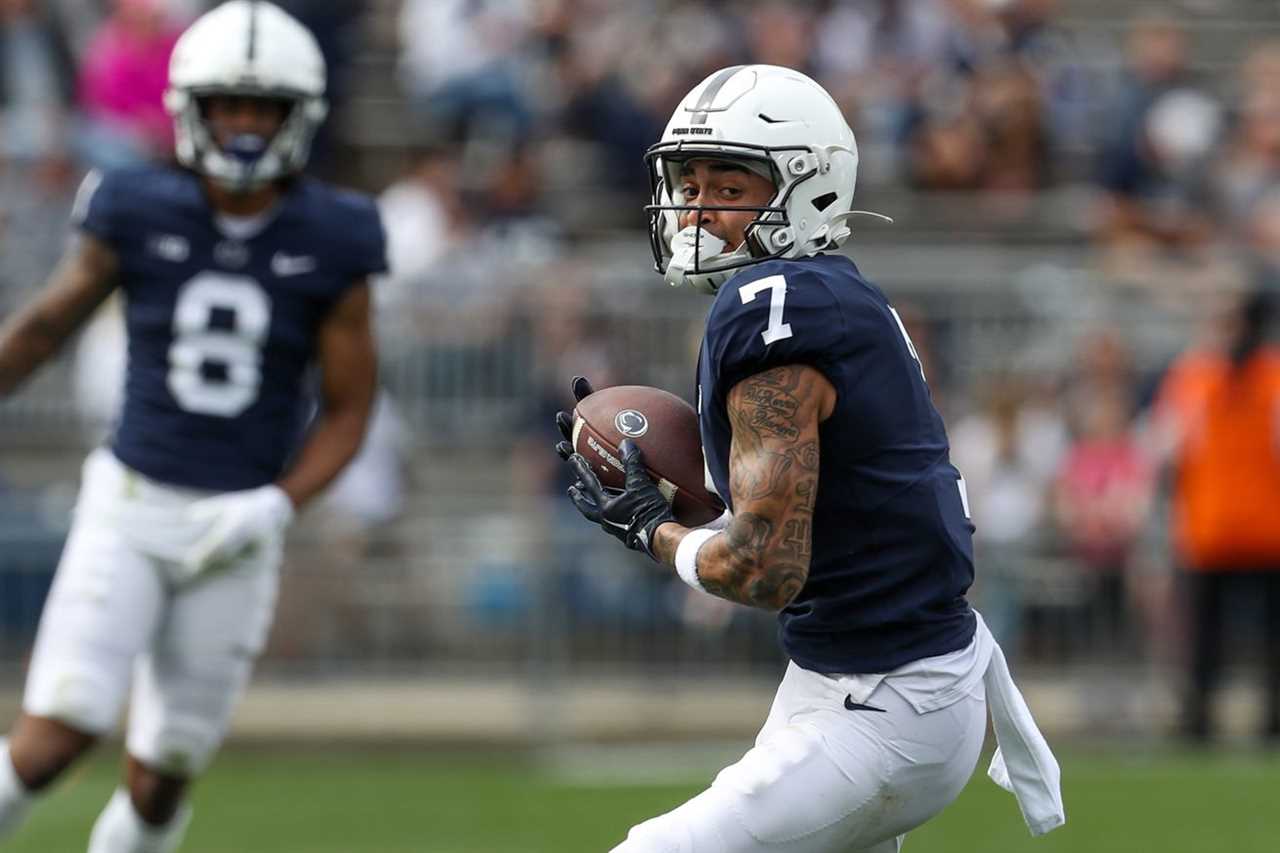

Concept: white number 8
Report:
left=167, top=272, right=271, bottom=417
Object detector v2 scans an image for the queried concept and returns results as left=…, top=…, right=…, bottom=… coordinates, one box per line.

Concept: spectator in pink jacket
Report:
left=1053, top=387, right=1152, bottom=658
left=77, top=0, right=183, bottom=169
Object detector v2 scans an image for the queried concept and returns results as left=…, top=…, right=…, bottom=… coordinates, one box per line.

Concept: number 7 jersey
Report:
left=696, top=254, right=976, bottom=675
left=74, top=165, right=387, bottom=491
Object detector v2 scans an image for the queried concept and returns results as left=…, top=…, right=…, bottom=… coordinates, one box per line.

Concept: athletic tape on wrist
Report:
left=675, top=529, right=718, bottom=592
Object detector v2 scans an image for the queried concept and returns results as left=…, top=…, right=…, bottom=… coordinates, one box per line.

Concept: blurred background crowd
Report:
left=3, top=0, right=1280, bottom=744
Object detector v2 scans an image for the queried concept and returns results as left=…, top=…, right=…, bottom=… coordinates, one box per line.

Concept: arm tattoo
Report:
left=695, top=365, right=828, bottom=611
left=699, top=513, right=772, bottom=601
left=782, top=519, right=811, bottom=559
left=726, top=511, right=772, bottom=554
left=729, top=450, right=791, bottom=501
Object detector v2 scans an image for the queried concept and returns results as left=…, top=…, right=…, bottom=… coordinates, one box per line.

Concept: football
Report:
left=572, top=385, right=726, bottom=527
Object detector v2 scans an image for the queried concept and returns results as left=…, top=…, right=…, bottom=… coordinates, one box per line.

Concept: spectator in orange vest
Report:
left=1153, top=288, right=1280, bottom=742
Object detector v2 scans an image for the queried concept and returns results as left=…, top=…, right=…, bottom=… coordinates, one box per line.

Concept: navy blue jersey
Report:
left=697, top=254, right=975, bottom=674
left=74, top=165, right=386, bottom=491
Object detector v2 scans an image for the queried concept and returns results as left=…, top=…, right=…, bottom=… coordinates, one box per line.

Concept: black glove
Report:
left=553, top=375, right=594, bottom=456
left=561, top=439, right=676, bottom=560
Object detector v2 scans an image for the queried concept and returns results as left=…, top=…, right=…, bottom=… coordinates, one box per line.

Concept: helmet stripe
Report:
left=689, top=65, right=744, bottom=125
left=247, top=0, right=259, bottom=62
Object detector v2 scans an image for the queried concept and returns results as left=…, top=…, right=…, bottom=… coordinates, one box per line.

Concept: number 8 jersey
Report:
left=74, top=165, right=387, bottom=491
left=696, top=254, right=976, bottom=675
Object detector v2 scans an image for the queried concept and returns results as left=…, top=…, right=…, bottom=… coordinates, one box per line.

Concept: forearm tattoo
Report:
left=697, top=366, right=823, bottom=610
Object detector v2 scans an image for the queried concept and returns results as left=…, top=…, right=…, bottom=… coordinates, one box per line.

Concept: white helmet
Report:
left=165, top=1, right=327, bottom=192
left=646, top=65, right=861, bottom=294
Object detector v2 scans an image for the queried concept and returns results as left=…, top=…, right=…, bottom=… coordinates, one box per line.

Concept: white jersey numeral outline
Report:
left=167, top=272, right=272, bottom=417
left=885, top=303, right=965, bottom=510
left=889, top=305, right=926, bottom=383
left=739, top=275, right=793, bottom=346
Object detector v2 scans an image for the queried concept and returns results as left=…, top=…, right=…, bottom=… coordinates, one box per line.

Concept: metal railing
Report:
left=0, top=240, right=1200, bottom=691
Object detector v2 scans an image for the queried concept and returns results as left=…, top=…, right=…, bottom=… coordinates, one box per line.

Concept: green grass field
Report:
left=8, top=744, right=1279, bottom=852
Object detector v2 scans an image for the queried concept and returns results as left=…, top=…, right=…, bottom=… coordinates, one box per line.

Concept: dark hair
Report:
left=1230, top=289, right=1276, bottom=367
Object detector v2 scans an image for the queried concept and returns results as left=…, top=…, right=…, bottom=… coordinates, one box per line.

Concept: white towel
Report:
left=976, top=613, right=1066, bottom=836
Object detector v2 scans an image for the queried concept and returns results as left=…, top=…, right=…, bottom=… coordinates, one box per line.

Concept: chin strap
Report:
left=838, top=209, right=895, bottom=225
left=815, top=209, right=895, bottom=251
left=809, top=209, right=895, bottom=251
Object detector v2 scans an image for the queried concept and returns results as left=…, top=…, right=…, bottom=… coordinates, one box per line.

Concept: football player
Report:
left=558, top=65, right=1065, bottom=852
left=0, top=3, right=384, bottom=851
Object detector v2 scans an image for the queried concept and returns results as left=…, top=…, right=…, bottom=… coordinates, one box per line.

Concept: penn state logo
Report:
left=614, top=409, right=649, bottom=438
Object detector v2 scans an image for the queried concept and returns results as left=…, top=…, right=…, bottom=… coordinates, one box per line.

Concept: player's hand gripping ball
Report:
left=554, top=377, right=725, bottom=528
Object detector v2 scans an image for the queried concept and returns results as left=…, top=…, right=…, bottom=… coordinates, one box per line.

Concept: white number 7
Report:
left=739, top=275, right=793, bottom=346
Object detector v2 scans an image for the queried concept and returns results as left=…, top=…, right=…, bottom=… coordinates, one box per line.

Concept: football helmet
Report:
left=646, top=65, right=862, bottom=294
left=165, top=0, right=327, bottom=192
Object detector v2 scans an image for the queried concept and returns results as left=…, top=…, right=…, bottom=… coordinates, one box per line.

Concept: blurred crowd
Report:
left=6, top=1, right=1280, bottom=323
left=3, top=0, right=1280, bottom=734
left=9, top=2, right=1277, bottom=299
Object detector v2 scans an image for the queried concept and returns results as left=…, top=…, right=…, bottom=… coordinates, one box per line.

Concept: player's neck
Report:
left=203, top=180, right=283, bottom=217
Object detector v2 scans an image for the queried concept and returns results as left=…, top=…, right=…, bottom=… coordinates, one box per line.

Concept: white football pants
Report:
left=613, top=647, right=988, bottom=852
left=22, top=449, right=281, bottom=776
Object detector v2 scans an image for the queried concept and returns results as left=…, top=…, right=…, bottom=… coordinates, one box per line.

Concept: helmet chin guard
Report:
left=665, top=226, right=748, bottom=294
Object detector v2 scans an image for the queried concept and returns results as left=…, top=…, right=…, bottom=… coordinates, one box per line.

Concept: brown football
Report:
left=572, top=385, right=725, bottom=527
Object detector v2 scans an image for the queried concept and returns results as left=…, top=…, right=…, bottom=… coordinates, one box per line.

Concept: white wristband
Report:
left=675, top=528, right=718, bottom=592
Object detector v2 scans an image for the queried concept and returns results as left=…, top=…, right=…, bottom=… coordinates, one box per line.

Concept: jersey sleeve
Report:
left=70, top=169, right=121, bottom=245
left=337, top=192, right=389, bottom=282
left=704, top=262, right=848, bottom=392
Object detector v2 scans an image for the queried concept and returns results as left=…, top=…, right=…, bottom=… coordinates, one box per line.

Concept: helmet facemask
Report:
left=169, top=87, right=327, bottom=193
left=645, top=141, right=821, bottom=294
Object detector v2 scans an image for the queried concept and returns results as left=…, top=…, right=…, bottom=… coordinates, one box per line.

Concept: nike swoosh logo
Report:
left=844, top=694, right=886, bottom=713
left=271, top=252, right=316, bottom=276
